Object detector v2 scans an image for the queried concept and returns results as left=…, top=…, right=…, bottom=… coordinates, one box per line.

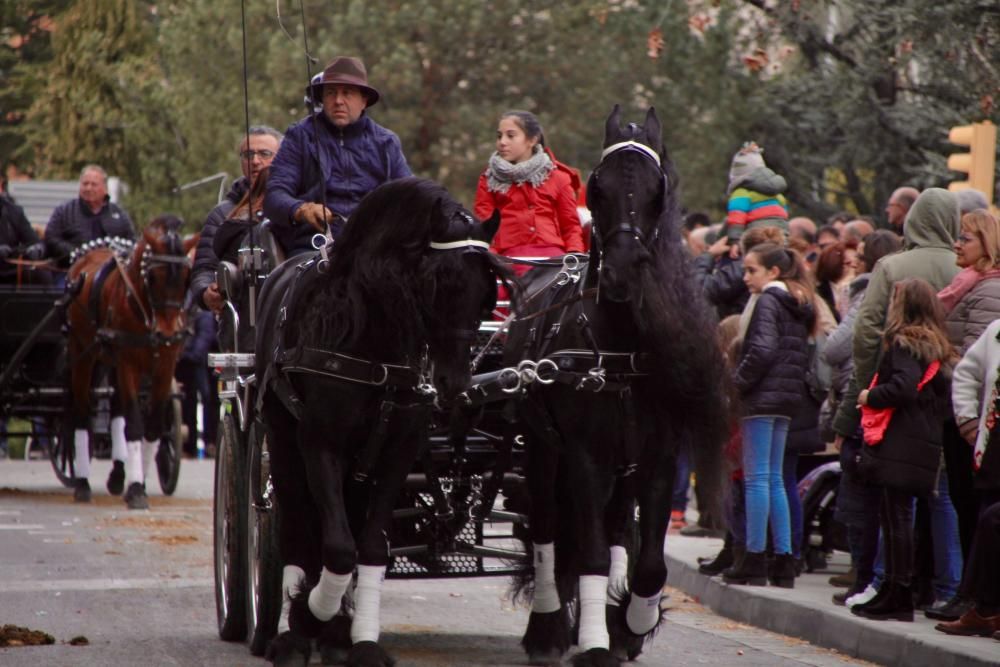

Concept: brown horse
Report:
left=65, top=215, right=195, bottom=508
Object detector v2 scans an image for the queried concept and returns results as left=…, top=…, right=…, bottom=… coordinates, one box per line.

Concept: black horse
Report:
left=255, top=177, right=512, bottom=667
left=504, top=107, right=727, bottom=666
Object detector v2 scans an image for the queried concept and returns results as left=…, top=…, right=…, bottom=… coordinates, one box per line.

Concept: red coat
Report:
left=473, top=162, right=584, bottom=256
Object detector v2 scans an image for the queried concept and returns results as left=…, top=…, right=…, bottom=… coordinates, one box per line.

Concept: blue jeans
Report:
left=783, top=451, right=803, bottom=558
left=929, top=471, right=963, bottom=600
left=741, top=415, right=792, bottom=554
left=672, top=449, right=691, bottom=512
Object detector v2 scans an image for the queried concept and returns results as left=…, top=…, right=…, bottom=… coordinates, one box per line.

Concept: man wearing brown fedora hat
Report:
left=264, top=55, right=411, bottom=255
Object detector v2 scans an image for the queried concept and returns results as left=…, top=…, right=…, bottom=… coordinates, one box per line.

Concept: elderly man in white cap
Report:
left=264, top=56, right=412, bottom=255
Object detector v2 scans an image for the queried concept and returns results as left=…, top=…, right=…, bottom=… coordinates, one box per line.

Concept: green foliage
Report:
left=7, top=0, right=998, bottom=230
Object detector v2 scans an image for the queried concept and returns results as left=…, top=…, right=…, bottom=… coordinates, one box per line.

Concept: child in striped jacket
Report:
left=724, top=142, right=789, bottom=250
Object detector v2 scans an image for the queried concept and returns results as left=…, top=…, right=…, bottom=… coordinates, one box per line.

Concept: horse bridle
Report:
left=591, top=139, right=666, bottom=251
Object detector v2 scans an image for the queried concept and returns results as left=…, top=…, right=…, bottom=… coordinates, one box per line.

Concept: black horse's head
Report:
left=586, top=106, right=669, bottom=302
left=421, top=204, right=506, bottom=401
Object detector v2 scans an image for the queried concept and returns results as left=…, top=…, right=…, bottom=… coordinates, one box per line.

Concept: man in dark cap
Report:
left=264, top=55, right=412, bottom=255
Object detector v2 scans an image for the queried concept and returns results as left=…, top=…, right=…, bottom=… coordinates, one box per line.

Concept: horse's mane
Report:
left=618, top=149, right=728, bottom=444
left=297, top=178, right=465, bottom=358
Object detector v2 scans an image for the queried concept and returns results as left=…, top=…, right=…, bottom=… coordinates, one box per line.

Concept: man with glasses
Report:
left=190, top=125, right=283, bottom=313
left=264, top=56, right=411, bottom=255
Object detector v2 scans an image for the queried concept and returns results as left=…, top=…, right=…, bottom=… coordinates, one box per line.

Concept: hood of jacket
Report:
left=903, top=188, right=960, bottom=251
left=765, top=285, right=814, bottom=322
left=738, top=167, right=787, bottom=196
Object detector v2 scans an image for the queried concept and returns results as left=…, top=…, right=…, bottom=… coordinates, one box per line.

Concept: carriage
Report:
left=0, top=251, right=185, bottom=496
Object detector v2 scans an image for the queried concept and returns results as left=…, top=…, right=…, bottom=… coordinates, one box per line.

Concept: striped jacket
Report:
left=724, top=168, right=788, bottom=243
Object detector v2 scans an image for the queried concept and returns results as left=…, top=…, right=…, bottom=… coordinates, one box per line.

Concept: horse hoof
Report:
left=73, top=479, right=92, bottom=503
left=106, top=461, right=125, bottom=496
left=318, top=614, right=352, bottom=665
left=571, top=647, right=620, bottom=667
left=522, top=609, right=570, bottom=663
left=123, top=482, right=149, bottom=510
left=265, top=631, right=311, bottom=667
left=606, top=601, right=646, bottom=661
left=347, top=640, right=395, bottom=667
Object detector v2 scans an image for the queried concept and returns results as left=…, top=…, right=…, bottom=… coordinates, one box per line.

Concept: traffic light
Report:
left=947, top=120, right=996, bottom=207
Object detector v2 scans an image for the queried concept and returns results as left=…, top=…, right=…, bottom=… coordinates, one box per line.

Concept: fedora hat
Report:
left=309, top=56, right=380, bottom=107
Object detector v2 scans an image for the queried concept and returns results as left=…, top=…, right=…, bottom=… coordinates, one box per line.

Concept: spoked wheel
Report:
left=157, top=392, right=184, bottom=495
left=49, top=417, right=76, bottom=488
left=246, top=420, right=282, bottom=656
left=213, top=411, right=247, bottom=641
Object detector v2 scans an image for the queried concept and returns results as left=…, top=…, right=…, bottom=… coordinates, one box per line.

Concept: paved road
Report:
left=0, top=459, right=876, bottom=666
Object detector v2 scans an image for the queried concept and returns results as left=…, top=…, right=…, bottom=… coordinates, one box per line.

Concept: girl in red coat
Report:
left=474, top=110, right=584, bottom=267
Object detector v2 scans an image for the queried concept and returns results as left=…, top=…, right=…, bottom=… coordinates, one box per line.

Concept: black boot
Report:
left=722, top=551, right=767, bottom=586
left=768, top=553, right=797, bottom=588
left=853, top=583, right=914, bottom=622
left=699, top=543, right=739, bottom=576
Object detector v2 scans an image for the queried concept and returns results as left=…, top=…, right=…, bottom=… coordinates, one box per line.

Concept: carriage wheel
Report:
left=245, top=421, right=282, bottom=656
left=156, top=394, right=184, bottom=495
left=48, top=417, right=76, bottom=488
left=213, top=411, right=247, bottom=641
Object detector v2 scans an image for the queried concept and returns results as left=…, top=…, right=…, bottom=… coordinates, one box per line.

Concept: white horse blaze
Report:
left=625, top=590, right=662, bottom=635
left=351, top=564, right=385, bottom=643
left=607, top=545, right=628, bottom=606
left=578, top=575, right=610, bottom=651
left=531, top=543, right=559, bottom=614
left=308, top=568, right=351, bottom=622
left=73, top=429, right=90, bottom=479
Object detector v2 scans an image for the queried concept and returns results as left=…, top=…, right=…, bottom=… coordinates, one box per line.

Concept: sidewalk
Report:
left=665, top=534, right=999, bottom=667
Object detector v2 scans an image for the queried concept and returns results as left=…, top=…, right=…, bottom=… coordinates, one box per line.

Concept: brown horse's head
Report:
left=135, top=215, right=195, bottom=336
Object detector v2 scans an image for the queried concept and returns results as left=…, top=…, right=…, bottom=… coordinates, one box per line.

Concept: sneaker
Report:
left=846, top=584, right=878, bottom=608
left=670, top=510, right=687, bottom=529
left=924, top=596, right=973, bottom=622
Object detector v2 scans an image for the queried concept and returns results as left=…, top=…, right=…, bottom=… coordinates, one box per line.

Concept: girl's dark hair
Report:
left=228, top=167, right=270, bottom=221
left=747, top=242, right=816, bottom=306
left=859, top=229, right=902, bottom=273
left=883, top=278, right=953, bottom=363
left=501, top=110, right=545, bottom=147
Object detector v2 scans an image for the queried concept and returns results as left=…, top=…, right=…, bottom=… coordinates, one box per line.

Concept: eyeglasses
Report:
left=240, top=149, right=275, bottom=160
left=956, top=234, right=979, bottom=245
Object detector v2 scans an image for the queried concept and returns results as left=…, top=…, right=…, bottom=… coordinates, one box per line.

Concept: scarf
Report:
left=738, top=281, right=788, bottom=340
left=938, top=266, right=1000, bottom=314
left=485, top=149, right=555, bottom=194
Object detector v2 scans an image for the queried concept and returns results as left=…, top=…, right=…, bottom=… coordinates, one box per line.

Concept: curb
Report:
left=664, top=549, right=999, bottom=667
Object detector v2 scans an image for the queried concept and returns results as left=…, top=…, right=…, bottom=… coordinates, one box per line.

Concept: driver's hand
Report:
left=295, top=203, right=335, bottom=233
left=203, top=283, right=225, bottom=313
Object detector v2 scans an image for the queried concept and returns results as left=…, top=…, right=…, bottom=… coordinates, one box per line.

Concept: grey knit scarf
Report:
left=485, top=149, right=555, bottom=194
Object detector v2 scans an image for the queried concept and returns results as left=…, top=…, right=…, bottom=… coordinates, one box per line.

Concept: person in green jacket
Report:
left=833, top=188, right=961, bottom=441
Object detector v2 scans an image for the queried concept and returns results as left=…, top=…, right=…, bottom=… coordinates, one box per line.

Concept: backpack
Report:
left=805, top=331, right=833, bottom=403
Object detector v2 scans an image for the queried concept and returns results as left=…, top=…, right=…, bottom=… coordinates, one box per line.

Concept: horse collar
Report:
left=429, top=239, right=490, bottom=251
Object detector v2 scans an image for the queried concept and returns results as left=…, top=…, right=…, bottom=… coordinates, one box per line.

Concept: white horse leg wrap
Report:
left=531, top=543, right=560, bottom=614
left=141, top=438, right=157, bottom=487
left=73, top=429, right=90, bottom=479
left=110, top=416, right=127, bottom=462
left=626, top=590, right=662, bottom=635
left=125, top=440, right=143, bottom=486
left=578, top=575, right=610, bottom=651
left=351, top=564, right=385, bottom=644
left=607, top=545, right=628, bottom=605
left=277, top=565, right=305, bottom=633
left=308, top=567, right=352, bottom=622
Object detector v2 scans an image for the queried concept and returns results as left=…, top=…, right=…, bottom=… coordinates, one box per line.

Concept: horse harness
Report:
left=262, top=232, right=493, bottom=484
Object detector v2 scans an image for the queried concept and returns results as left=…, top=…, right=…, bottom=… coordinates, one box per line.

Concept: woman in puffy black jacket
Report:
left=723, top=243, right=814, bottom=588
